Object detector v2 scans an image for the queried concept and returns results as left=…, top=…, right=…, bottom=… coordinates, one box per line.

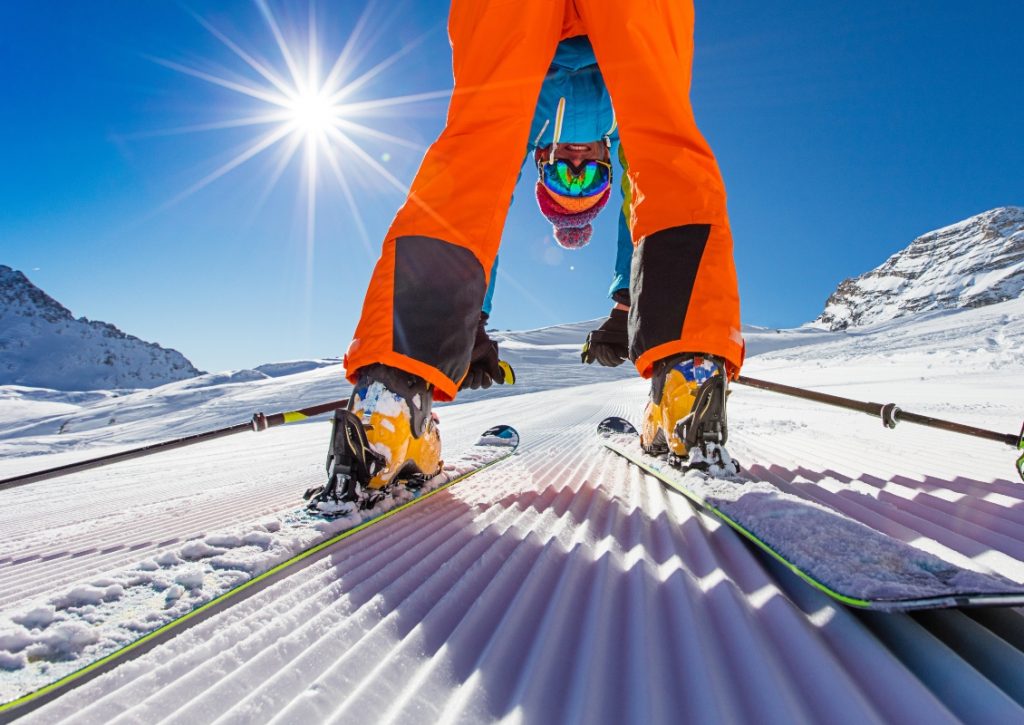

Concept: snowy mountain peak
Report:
left=815, top=206, right=1024, bottom=330
left=0, top=265, right=75, bottom=325
left=0, top=265, right=204, bottom=391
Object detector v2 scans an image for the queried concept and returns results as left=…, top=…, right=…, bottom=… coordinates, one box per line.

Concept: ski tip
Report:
left=479, top=425, right=519, bottom=447
left=598, top=416, right=638, bottom=436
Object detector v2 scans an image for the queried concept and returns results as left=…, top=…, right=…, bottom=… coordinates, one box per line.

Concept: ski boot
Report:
left=305, top=364, right=443, bottom=515
left=640, top=353, right=740, bottom=475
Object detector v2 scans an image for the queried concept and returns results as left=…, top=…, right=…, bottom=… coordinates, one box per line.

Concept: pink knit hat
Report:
left=535, top=183, right=611, bottom=249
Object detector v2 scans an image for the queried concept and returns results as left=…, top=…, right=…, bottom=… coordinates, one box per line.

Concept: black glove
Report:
left=581, top=307, right=629, bottom=367
left=460, top=313, right=507, bottom=390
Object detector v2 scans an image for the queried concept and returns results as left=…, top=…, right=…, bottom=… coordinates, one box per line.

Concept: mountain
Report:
left=815, top=206, right=1024, bottom=330
left=0, top=265, right=203, bottom=391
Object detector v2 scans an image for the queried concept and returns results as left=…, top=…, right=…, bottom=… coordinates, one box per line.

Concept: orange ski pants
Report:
left=345, top=0, right=743, bottom=401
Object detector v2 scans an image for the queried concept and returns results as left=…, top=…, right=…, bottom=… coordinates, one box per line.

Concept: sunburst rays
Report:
left=149, top=0, right=447, bottom=269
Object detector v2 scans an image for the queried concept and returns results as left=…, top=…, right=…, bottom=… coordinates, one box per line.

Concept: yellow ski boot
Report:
left=640, top=353, right=738, bottom=473
left=306, top=364, right=442, bottom=515
left=348, top=364, right=443, bottom=490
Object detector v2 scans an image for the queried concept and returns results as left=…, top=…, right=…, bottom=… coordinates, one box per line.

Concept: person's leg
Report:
left=345, top=0, right=564, bottom=401
left=574, top=0, right=743, bottom=379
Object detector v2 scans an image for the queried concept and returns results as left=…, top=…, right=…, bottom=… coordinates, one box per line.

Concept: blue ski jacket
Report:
left=482, top=36, right=632, bottom=316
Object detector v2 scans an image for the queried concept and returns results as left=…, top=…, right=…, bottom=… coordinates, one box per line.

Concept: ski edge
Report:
left=598, top=418, right=1024, bottom=612
left=0, top=426, right=519, bottom=720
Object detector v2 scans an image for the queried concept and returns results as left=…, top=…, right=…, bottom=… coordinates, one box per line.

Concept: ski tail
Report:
left=597, top=417, right=1024, bottom=612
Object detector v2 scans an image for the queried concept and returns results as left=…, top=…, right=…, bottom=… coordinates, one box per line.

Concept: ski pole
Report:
left=0, top=399, right=350, bottom=491
left=0, top=359, right=520, bottom=492
left=735, top=376, right=1024, bottom=483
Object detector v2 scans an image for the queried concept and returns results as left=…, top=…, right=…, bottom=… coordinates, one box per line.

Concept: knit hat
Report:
left=535, top=183, right=611, bottom=249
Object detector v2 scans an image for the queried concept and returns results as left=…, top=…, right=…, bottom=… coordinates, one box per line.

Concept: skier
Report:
left=463, top=34, right=633, bottom=390
left=313, top=0, right=744, bottom=507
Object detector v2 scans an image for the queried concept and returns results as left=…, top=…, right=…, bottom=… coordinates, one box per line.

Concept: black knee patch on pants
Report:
left=628, top=224, right=710, bottom=362
left=393, top=236, right=486, bottom=383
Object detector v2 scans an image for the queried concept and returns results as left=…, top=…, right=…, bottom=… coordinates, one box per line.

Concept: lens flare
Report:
left=147, top=0, right=448, bottom=266
left=287, top=89, right=335, bottom=133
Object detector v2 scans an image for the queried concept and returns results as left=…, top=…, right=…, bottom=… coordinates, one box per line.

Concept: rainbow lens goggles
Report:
left=538, top=158, right=612, bottom=198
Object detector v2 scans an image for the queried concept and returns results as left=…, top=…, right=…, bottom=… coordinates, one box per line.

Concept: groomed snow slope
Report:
left=2, top=300, right=1024, bottom=723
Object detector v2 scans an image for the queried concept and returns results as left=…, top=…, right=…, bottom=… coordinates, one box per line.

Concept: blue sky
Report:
left=2, top=1, right=1022, bottom=372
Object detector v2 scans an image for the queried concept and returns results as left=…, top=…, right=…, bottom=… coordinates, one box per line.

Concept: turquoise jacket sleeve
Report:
left=483, top=35, right=628, bottom=315
left=482, top=254, right=498, bottom=317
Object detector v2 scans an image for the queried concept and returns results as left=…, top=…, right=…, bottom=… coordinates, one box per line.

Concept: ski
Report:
left=598, top=416, right=1024, bottom=612
left=0, top=425, right=519, bottom=719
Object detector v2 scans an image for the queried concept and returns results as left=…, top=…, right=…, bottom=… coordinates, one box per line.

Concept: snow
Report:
left=1, top=210, right=1024, bottom=720
left=1, top=291, right=1022, bottom=719
left=0, top=431, right=515, bottom=705
left=254, top=359, right=342, bottom=378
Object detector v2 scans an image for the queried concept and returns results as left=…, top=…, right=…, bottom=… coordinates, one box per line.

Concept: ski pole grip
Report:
left=498, top=360, right=516, bottom=385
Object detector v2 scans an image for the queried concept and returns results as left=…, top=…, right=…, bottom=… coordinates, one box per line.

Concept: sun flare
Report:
left=148, top=1, right=450, bottom=266
left=287, top=88, right=336, bottom=134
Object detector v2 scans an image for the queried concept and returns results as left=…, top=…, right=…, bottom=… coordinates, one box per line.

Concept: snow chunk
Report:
left=11, top=606, right=56, bottom=629
left=204, top=533, right=244, bottom=548
left=0, top=650, right=26, bottom=670
left=179, top=540, right=228, bottom=560
left=0, top=627, right=34, bottom=653
left=209, top=555, right=262, bottom=574
left=28, top=621, right=99, bottom=658
left=241, top=531, right=274, bottom=548
left=260, top=518, right=283, bottom=533
left=154, top=551, right=180, bottom=567
left=52, top=584, right=124, bottom=609
left=164, top=585, right=185, bottom=602
left=174, top=570, right=205, bottom=590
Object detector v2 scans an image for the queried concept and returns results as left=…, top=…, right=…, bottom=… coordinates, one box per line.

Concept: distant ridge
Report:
left=0, top=265, right=203, bottom=390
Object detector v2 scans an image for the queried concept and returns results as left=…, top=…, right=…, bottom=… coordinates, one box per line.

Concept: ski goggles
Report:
left=537, top=158, right=612, bottom=198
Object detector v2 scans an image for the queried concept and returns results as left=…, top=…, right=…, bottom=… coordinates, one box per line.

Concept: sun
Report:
left=146, top=1, right=450, bottom=262
left=287, top=88, right=336, bottom=135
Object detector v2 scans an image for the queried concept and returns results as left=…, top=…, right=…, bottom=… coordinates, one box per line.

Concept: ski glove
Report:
left=581, top=307, right=629, bottom=367
left=460, top=312, right=508, bottom=390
